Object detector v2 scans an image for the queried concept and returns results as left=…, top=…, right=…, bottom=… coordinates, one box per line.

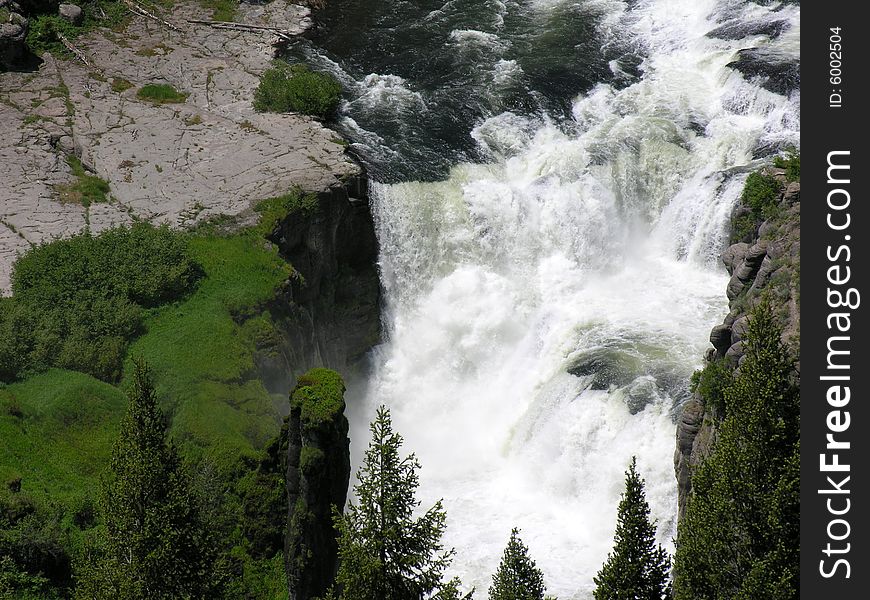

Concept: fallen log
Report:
left=187, top=19, right=295, bottom=42
left=123, top=0, right=182, bottom=32
left=57, top=33, right=93, bottom=68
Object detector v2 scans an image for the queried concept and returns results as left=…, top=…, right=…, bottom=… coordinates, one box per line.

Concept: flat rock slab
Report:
left=0, top=1, right=357, bottom=294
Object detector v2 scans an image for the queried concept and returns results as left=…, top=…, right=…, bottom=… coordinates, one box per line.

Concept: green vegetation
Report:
left=0, top=205, right=302, bottom=597
left=254, top=189, right=319, bottom=237
left=0, top=223, right=199, bottom=382
left=0, top=128, right=336, bottom=600
left=489, top=528, right=549, bottom=600
left=593, top=457, right=670, bottom=600
left=25, top=1, right=131, bottom=57
left=24, top=14, right=78, bottom=57
left=110, top=77, right=133, bottom=93
left=330, top=405, right=470, bottom=600
left=56, top=155, right=110, bottom=207
left=136, top=83, right=189, bottom=104
left=253, top=63, right=342, bottom=119
left=673, top=304, right=799, bottom=599
left=201, top=0, right=239, bottom=22
left=0, top=369, right=125, bottom=597
left=773, top=149, right=800, bottom=182
left=291, top=368, right=346, bottom=429
left=125, top=230, right=291, bottom=468
left=741, top=171, right=781, bottom=218
left=731, top=166, right=785, bottom=242
left=689, top=358, right=731, bottom=415
left=0, top=370, right=125, bottom=503
left=75, top=361, right=221, bottom=599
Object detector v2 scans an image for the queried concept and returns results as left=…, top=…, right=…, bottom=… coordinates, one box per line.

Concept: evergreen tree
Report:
left=593, top=458, right=670, bottom=600
left=672, top=304, right=799, bottom=599
left=75, top=360, right=218, bottom=599
left=331, top=405, right=470, bottom=600
left=489, top=528, right=548, bottom=600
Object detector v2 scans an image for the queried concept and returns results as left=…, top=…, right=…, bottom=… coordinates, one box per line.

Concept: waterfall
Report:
left=308, top=0, right=800, bottom=596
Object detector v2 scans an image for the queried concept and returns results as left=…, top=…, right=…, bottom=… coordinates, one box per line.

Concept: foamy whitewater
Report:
left=312, top=0, right=800, bottom=597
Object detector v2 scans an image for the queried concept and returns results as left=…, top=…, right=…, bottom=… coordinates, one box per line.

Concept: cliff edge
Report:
left=0, top=1, right=358, bottom=293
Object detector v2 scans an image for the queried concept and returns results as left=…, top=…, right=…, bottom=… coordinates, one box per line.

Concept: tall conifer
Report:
left=593, top=457, right=670, bottom=600
left=331, top=405, right=469, bottom=600
left=489, top=528, right=548, bottom=600
left=76, top=360, right=217, bottom=599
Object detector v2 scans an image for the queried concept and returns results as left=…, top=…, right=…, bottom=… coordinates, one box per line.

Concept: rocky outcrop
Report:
left=285, top=368, right=351, bottom=600
left=258, top=175, right=381, bottom=389
left=675, top=168, right=800, bottom=519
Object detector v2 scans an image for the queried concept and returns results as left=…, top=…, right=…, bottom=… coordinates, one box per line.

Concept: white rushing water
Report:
left=347, top=0, right=800, bottom=597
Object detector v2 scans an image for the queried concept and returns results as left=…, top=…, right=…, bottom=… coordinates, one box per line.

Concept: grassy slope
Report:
left=127, top=233, right=291, bottom=473
left=0, top=370, right=125, bottom=503
left=1, top=229, right=293, bottom=505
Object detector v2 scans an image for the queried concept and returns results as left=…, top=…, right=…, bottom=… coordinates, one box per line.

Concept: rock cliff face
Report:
left=257, top=174, right=381, bottom=391
left=285, top=368, right=351, bottom=600
left=675, top=168, right=800, bottom=519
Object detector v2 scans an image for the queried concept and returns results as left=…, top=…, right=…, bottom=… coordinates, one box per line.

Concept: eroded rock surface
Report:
left=0, top=1, right=358, bottom=293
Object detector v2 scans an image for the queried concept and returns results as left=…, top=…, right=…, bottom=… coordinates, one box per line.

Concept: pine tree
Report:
left=672, top=304, right=799, bottom=599
left=331, top=405, right=470, bottom=600
left=489, top=528, right=548, bottom=600
left=593, top=457, right=670, bottom=600
left=75, top=360, right=218, bottom=599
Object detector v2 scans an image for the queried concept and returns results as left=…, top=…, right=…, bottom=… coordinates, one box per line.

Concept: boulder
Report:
left=783, top=181, right=800, bottom=203
left=751, top=254, right=775, bottom=289
left=730, top=316, right=749, bottom=346
left=58, top=4, right=83, bottom=26
left=757, top=218, right=776, bottom=239
left=726, top=272, right=746, bottom=301
left=0, top=0, right=27, bottom=69
left=725, top=341, right=744, bottom=367
left=721, top=242, right=749, bottom=275
left=710, top=324, right=732, bottom=357
left=727, top=242, right=768, bottom=299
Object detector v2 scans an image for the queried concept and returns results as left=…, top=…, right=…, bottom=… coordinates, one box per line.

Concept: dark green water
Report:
left=288, top=0, right=640, bottom=181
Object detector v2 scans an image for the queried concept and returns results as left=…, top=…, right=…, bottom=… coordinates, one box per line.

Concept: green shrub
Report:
left=24, top=3, right=131, bottom=57
left=24, top=14, right=78, bottom=57
left=690, top=359, right=732, bottom=415
left=254, top=189, right=319, bottom=237
left=253, top=63, right=342, bottom=119
left=741, top=171, right=781, bottom=214
left=731, top=170, right=783, bottom=242
left=773, top=149, right=800, bottom=182
left=1, top=224, right=200, bottom=382
left=136, top=83, right=188, bottom=104
left=731, top=213, right=758, bottom=243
